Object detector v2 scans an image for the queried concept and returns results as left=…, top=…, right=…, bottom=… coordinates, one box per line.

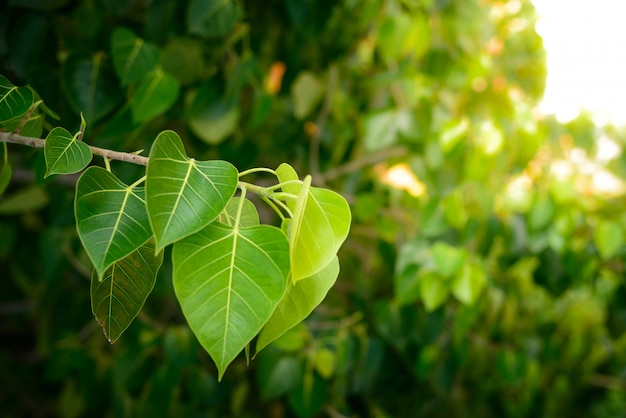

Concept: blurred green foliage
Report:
left=1, top=0, right=626, bottom=417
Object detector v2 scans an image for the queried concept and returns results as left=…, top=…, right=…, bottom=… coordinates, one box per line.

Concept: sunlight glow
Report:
left=532, top=0, right=626, bottom=125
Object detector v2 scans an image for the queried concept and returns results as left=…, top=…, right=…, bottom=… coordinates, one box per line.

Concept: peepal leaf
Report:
left=172, top=222, right=289, bottom=380
left=290, top=176, right=351, bottom=282
left=0, top=75, right=34, bottom=123
left=76, top=166, right=152, bottom=278
left=275, top=163, right=300, bottom=211
left=146, top=130, right=238, bottom=252
left=91, top=240, right=163, bottom=343
left=187, top=0, right=241, bottom=38
left=111, top=27, right=160, bottom=85
left=44, top=126, right=92, bottom=177
left=256, top=257, right=339, bottom=353
left=218, top=197, right=260, bottom=227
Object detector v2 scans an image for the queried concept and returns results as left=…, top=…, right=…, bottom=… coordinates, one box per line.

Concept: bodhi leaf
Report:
left=146, top=130, right=238, bottom=252
left=0, top=74, right=34, bottom=123
left=75, top=166, right=152, bottom=278
left=44, top=126, right=92, bottom=177
left=111, top=27, right=160, bottom=86
left=172, top=220, right=290, bottom=380
left=91, top=239, right=163, bottom=343
left=187, top=0, right=241, bottom=38
left=256, top=257, right=339, bottom=353
left=290, top=175, right=351, bottom=282
left=218, top=197, right=260, bottom=227
left=275, top=163, right=300, bottom=211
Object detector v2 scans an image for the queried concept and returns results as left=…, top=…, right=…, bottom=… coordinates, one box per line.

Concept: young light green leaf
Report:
left=172, top=222, right=289, bottom=380
left=218, top=197, right=260, bottom=227
left=44, top=127, right=92, bottom=177
left=0, top=74, right=34, bottom=123
left=420, top=271, right=449, bottom=312
left=111, top=27, right=160, bottom=86
left=290, top=176, right=351, bottom=282
left=146, top=130, right=238, bottom=252
left=0, top=143, right=11, bottom=195
left=75, top=166, right=152, bottom=278
left=131, top=69, right=180, bottom=123
left=91, top=239, right=163, bottom=343
left=275, top=163, right=300, bottom=211
left=256, top=257, right=339, bottom=354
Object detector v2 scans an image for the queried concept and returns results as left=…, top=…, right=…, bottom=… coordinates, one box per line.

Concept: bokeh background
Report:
left=1, top=0, right=626, bottom=417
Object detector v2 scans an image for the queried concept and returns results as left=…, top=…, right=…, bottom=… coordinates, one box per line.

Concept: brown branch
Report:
left=0, top=132, right=149, bottom=166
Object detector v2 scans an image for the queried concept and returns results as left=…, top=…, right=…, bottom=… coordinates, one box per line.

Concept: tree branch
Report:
left=0, top=132, right=149, bottom=166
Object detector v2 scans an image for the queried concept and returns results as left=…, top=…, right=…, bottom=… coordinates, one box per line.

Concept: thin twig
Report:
left=0, top=132, right=149, bottom=166
left=317, top=146, right=408, bottom=183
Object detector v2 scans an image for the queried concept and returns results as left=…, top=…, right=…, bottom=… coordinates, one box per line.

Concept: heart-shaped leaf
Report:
left=218, top=197, right=260, bottom=227
left=275, top=163, right=300, bottom=211
left=111, top=27, right=160, bottom=86
left=172, top=222, right=289, bottom=380
left=290, top=176, right=351, bottom=282
left=146, top=130, right=238, bottom=252
left=44, top=127, right=93, bottom=177
left=91, top=239, right=163, bottom=343
left=131, top=69, right=180, bottom=123
left=256, top=256, right=339, bottom=353
left=0, top=75, right=34, bottom=123
left=187, top=0, right=241, bottom=38
left=75, top=166, right=152, bottom=278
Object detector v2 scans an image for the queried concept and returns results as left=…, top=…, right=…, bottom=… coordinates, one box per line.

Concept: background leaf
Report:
left=218, top=197, right=260, bottom=227
left=111, top=27, right=160, bottom=86
left=187, top=0, right=241, bottom=38
left=131, top=69, right=180, bottom=123
left=0, top=74, right=34, bottom=123
left=75, top=166, right=152, bottom=278
left=0, top=142, right=11, bottom=195
left=256, top=257, right=339, bottom=353
left=44, top=126, right=92, bottom=177
left=62, top=53, right=123, bottom=124
left=0, top=185, right=48, bottom=214
left=91, top=239, right=163, bottom=343
left=146, top=130, right=238, bottom=252
left=172, top=222, right=289, bottom=379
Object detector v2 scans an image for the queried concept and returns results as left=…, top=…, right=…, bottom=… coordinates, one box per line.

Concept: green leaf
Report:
left=451, top=261, right=486, bottom=306
left=420, top=271, right=448, bottom=312
left=257, top=349, right=304, bottom=401
left=146, top=130, right=238, bottom=252
left=594, top=220, right=624, bottom=260
left=377, top=12, right=430, bottom=63
left=290, top=176, right=351, bottom=282
left=91, top=239, right=163, bottom=343
left=75, top=167, right=153, bottom=278
left=188, top=82, right=240, bottom=145
left=0, top=75, right=34, bottom=123
left=291, top=71, right=324, bottom=120
left=431, top=242, right=466, bottom=279
left=187, top=0, right=241, bottom=38
left=362, top=109, right=417, bottom=151
left=256, top=257, right=339, bottom=353
left=275, top=163, right=300, bottom=211
left=0, top=185, right=49, bottom=214
left=314, top=347, right=336, bottom=379
left=0, top=143, right=11, bottom=195
left=111, top=27, right=160, bottom=86
left=62, top=53, right=124, bottom=124
left=218, top=197, right=260, bottom=227
left=44, top=127, right=93, bottom=177
left=131, top=69, right=180, bottom=123
left=172, top=222, right=290, bottom=380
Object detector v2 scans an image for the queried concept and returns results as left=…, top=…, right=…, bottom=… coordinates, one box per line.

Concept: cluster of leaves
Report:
left=1, top=74, right=350, bottom=380
left=2, top=0, right=626, bottom=417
